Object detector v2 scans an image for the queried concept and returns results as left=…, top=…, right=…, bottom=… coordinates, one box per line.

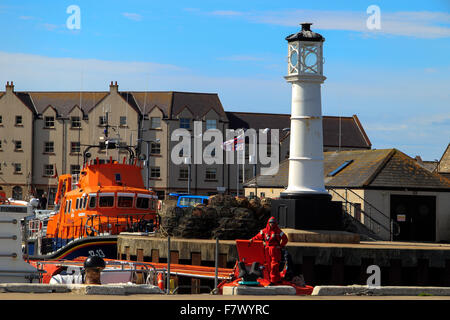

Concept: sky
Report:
left=0, top=0, right=449, bottom=161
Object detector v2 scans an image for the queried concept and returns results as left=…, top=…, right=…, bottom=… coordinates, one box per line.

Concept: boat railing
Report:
left=34, top=259, right=162, bottom=285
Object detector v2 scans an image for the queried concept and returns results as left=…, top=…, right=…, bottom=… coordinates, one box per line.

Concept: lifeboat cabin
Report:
left=45, top=156, right=158, bottom=252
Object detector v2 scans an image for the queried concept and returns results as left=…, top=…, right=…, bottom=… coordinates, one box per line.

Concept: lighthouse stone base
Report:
left=271, top=193, right=344, bottom=231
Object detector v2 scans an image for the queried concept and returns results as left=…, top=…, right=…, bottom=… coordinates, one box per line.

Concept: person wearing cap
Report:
left=249, top=216, right=288, bottom=284
left=83, top=255, right=106, bottom=284
left=50, top=256, right=106, bottom=284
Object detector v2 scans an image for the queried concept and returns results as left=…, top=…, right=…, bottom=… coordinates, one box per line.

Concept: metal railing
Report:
left=327, top=187, right=399, bottom=240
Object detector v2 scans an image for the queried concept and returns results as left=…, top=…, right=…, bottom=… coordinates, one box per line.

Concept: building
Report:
left=244, top=149, right=450, bottom=242
left=0, top=81, right=371, bottom=204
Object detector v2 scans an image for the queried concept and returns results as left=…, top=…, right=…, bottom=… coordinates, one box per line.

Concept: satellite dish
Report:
left=139, top=154, right=147, bottom=161
left=85, top=152, right=91, bottom=158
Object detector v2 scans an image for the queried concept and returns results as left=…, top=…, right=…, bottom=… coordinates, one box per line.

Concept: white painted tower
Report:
left=281, top=23, right=330, bottom=198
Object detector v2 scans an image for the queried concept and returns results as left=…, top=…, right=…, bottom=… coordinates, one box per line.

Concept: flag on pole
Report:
left=222, top=132, right=245, bottom=151
left=52, top=164, right=58, bottom=179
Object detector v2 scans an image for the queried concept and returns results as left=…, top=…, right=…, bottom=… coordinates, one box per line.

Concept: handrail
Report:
left=344, top=188, right=391, bottom=221
left=327, top=188, right=390, bottom=235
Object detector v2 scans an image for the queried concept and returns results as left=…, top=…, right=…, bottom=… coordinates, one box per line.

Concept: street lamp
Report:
left=137, top=138, right=160, bottom=190
left=184, top=157, right=191, bottom=194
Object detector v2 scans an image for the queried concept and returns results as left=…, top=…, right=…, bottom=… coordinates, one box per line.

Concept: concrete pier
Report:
left=118, top=234, right=450, bottom=287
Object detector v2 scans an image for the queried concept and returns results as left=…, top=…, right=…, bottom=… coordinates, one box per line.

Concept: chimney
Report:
left=109, top=81, right=118, bottom=93
left=5, top=81, right=14, bottom=93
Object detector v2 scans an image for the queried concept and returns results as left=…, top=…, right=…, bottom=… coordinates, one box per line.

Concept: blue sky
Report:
left=0, top=0, right=449, bottom=160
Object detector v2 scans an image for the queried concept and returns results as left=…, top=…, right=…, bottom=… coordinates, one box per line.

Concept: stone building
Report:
left=244, top=149, right=450, bottom=242
left=0, top=81, right=371, bottom=205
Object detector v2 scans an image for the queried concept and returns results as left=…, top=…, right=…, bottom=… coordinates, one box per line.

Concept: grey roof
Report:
left=226, top=112, right=371, bottom=149
left=244, top=149, right=450, bottom=191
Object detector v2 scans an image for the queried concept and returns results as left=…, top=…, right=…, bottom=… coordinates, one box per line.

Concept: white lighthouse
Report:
left=273, top=23, right=342, bottom=230
left=282, top=22, right=330, bottom=199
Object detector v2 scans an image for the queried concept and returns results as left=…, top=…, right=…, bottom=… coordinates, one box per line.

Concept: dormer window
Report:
left=180, top=118, right=190, bottom=129
left=15, top=115, right=22, bottom=126
left=206, top=119, right=217, bottom=130
left=71, top=116, right=81, bottom=128
left=45, top=116, right=55, bottom=128
left=150, top=117, right=161, bottom=129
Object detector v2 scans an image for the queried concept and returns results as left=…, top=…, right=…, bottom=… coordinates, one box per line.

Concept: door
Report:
left=390, top=195, right=436, bottom=242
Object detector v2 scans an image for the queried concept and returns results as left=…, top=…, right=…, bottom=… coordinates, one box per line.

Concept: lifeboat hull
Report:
left=29, top=235, right=117, bottom=260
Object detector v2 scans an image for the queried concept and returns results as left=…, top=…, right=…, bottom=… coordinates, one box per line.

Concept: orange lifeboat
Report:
left=42, top=144, right=159, bottom=257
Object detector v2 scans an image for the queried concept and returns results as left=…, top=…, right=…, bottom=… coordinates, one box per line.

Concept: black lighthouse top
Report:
left=285, top=23, right=324, bottom=42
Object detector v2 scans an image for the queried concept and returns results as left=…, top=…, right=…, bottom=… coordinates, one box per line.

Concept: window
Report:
left=206, top=119, right=217, bottom=130
left=70, top=165, right=80, bottom=175
left=99, top=116, right=107, bottom=126
left=118, top=196, right=133, bottom=208
left=327, top=160, right=354, bottom=177
left=44, top=141, right=54, bottom=153
left=0, top=141, right=2, bottom=150
left=179, top=167, right=189, bottom=179
left=45, top=116, right=55, bottom=128
left=15, top=140, right=22, bottom=151
left=150, top=167, right=160, bottom=178
left=44, top=164, right=54, bottom=177
left=71, top=142, right=81, bottom=154
left=151, top=142, right=160, bottom=154
left=89, top=195, right=97, bottom=208
left=136, top=197, right=149, bottom=209
left=15, top=115, right=22, bottom=125
left=120, top=116, right=127, bottom=126
left=150, top=117, right=161, bottom=129
left=180, top=118, right=190, bottom=129
left=12, top=186, right=22, bottom=200
left=260, top=192, right=266, bottom=198
left=205, top=168, right=217, bottom=181
left=71, top=116, right=81, bottom=128
left=99, top=195, right=114, bottom=207
left=0, top=115, right=2, bottom=125
left=13, top=163, right=21, bottom=174
left=48, top=188, right=57, bottom=206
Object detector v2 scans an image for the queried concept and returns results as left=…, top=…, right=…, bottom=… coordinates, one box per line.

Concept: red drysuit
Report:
left=251, top=217, right=288, bottom=283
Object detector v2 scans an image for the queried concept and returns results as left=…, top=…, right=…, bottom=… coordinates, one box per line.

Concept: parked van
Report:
left=169, top=193, right=209, bottom=208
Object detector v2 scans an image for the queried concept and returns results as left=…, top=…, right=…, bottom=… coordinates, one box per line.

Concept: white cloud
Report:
left=202, top=9, right=450, bottom=39
left=217, top=55, right=265, bottom=62
left=122, top=12, right=143, bottom=21
left=210, top=10, right=243, bottom=16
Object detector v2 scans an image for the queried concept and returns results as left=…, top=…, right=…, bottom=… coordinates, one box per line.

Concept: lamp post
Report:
left=184, top=157, right=191, bottom=194
left=138, top=138, right=160, bottom=190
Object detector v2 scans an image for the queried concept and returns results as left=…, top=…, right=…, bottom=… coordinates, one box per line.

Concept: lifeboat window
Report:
left=76, top=198, right=80, bottom=210
left=115, top=173, right=122, bottom=182
left=65, top=200, right=69, bottom=213
left=136, top=197, right=149, bottom=209
left=83, top=197, right=88, bottom=209
left=118, top=196, right=133, bottom=208
left=69, top=200, right=72, bottom=213
left=99, top=196, right=114, bottom=207
left=89, top=195, right=97, bottom=208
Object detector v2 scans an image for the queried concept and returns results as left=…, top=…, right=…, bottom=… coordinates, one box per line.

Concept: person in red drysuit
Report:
left=249, top=216, right=288, bottom=284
